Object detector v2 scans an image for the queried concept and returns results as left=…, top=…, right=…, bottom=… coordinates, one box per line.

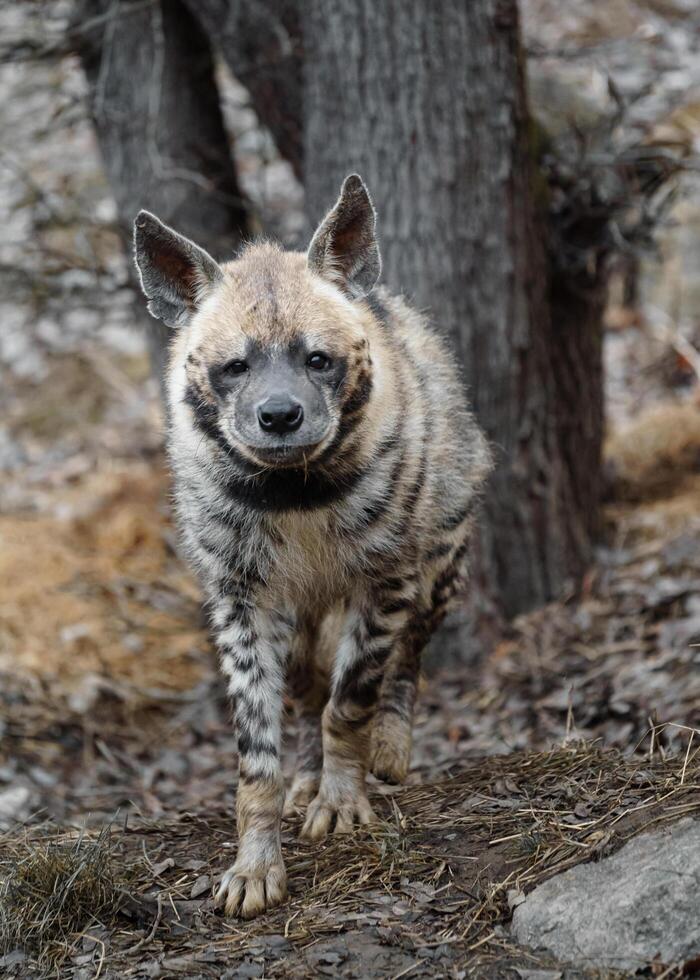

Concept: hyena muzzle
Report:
left=133, top=175, right=492, bottom=918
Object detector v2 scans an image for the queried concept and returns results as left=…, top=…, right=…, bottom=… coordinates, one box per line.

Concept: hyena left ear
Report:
left=307, top=174, right=381, bottom=299
left=133, top=211, right=223, bottom=328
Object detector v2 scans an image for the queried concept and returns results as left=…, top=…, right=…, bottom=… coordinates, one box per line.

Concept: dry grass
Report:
left=0, top=826, right=125, bottom=972
left=605, top=400, right=700, bottom=501
left=281, top=741, right=700, bottom=950
left=1, top=740, right=697, bottom=977
left=0, top=463, right=207, bottom=695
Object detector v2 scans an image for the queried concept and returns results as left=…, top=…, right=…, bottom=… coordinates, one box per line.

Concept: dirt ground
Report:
left=1, top=1, right=700, bottom=978
left=3, top=743, right=698, bottom=979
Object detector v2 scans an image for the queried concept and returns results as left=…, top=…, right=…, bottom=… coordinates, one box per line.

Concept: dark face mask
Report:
left=209, top=341, right=346, bottom=466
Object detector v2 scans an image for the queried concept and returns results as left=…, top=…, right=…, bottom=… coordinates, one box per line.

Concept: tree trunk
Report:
left=303, top=0, right=603, bottom=636
left=74, top=0, right=249, bottom=380
left=182, top=0, right=303, bottom=180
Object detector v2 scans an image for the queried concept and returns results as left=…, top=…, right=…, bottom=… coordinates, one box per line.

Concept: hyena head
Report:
left=133, top=175, right=381, bottom=470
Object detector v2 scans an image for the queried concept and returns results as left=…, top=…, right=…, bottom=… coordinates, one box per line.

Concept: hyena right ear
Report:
left=307, top=174, right=381, bottom=299
left=133, top=211, right=223, bottom=328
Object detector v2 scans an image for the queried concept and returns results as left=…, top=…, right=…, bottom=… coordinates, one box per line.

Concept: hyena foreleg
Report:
left=371, top=555, right=468, bottom=783
left=211, top=594, right=292, bottom=918
left=284, top=622, right=329, bottom=817
left=300, top=589, right=413, bottom=841
left=370, top=623, right=425, bottom=784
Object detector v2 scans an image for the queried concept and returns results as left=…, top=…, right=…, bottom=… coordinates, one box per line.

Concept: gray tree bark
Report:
left=303, top=0, right=604, bottom=633
left=181, top=0, right=303, bottom=180
left=74, top=0, right=249, bottom=379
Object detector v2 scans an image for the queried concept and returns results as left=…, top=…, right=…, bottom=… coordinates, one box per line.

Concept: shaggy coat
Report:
left=134, top=175, right=491, bottom=919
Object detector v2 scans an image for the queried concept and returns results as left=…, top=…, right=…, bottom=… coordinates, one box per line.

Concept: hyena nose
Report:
left=257, top=396, right=304, bottom=434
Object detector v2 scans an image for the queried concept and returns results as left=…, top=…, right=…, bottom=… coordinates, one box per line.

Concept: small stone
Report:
left=190, top=875, right=211, bottom=898
left=151, top=857, right=175, bottom=877
left=224, top=963, right=263, bottom=979
left=0, top=951, right=26, bottom=968
left=515, top=971, right=562, bottom=980
left=182, top=858, right=207, bottom=871
left=0, top=786, right=31, bottom=825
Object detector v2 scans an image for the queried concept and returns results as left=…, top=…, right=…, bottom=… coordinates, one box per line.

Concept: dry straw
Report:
left=1, top=738, right=698, bottom=975
left=0, top=824, right=124, bottom=971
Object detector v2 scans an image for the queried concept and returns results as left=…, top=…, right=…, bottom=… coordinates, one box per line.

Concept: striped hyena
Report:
left=133, top=175, right=491, bottom=918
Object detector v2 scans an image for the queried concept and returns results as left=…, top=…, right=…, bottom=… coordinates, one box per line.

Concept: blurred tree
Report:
left=303, top=0, right=604, bottom=634
left=74, top=0, right=249, bottom=381
left=181, top=0, right=302, bottom=179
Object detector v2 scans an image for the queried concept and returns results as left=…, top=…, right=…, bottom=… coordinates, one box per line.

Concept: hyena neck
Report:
left=172, top=385, right=380, bottom=516
left=220, top=457, right=369, bottom=513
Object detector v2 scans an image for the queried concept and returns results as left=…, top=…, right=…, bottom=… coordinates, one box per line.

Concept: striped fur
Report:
left=134, top=177, right=492, bottom=918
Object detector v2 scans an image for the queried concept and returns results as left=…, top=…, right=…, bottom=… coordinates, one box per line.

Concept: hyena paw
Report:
left=213, top=859, right=287, bottom=919
left=300, top=787, right=376, bottom=842
left=283, top=772, right=320, bottom=819
left=369, top=715, right=412, bottom=784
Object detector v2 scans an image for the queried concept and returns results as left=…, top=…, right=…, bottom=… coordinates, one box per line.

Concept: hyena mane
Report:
left=134, top=174, right=492, bottom=919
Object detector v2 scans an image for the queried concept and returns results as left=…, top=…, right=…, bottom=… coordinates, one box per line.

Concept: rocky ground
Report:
left=1, top=1, right=700, bottom=978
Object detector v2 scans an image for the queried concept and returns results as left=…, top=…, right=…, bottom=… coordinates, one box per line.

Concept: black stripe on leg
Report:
left=237, top=730, right=279, bottom=758
left=337, top=640, right=393, bottom=709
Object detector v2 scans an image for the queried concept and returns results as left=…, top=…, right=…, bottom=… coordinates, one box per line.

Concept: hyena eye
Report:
left=222, top=359, right=248, bottom=376
left=307, top=352, right=331, bottom=371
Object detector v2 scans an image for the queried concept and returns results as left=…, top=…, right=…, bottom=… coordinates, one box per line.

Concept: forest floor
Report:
left=1, top=398, right=699, bottom=979
left=1, top=1, right=700, bottom=978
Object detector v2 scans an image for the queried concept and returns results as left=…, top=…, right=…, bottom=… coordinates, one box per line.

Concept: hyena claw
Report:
left=300, top=791, right=377, bottom=842
left=214, top=862, right=287, bottom=919
left=283, top=772, right=320, bottom=819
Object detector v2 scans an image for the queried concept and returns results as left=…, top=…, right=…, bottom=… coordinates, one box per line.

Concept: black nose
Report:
left=257, top=396, right=304, bottom=434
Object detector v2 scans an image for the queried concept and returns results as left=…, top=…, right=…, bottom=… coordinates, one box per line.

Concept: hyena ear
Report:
left=133, top=211, right=223, bottom=328
left=307, top=174, right=381, bottom=299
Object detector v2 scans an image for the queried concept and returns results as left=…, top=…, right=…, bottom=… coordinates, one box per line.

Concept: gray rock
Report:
left=514, top=971, right=562, bottom=980
left=0, top=785, right=31, bottom=826
left=512, top=819, right=700, bottom=971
